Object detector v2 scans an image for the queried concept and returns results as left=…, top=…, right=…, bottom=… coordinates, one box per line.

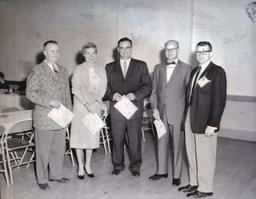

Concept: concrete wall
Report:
left=0, top=0, right=255, bottom=140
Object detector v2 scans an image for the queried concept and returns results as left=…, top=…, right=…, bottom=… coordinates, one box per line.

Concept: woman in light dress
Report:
left=70, top=42, right=107, bottom=179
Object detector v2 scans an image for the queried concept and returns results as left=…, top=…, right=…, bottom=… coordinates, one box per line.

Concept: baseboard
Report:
left=218, top=128, right=256, bottom=142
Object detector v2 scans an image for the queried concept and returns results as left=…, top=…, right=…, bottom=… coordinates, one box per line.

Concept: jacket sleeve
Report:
left=134, top=62, right=152, bottom=101
left=105, top=64, right=115, bottom=101
left=149, top=65, right=158, bottom=110
left=26, top=66, right=51, bottom=107
left=208, top=67, right=227, bottom=128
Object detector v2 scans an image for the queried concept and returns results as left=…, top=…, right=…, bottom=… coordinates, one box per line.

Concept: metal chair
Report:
left=3, top=119, right=35, bottom=185
left=100, top=110, right=111, bottom=155
left=0, top=125, right=10, bottom=187
left=141, top=102, right=156, bottom=142
left=64, top=128, right=75, bottom=166
left=0, top=107, right=20, bottom=113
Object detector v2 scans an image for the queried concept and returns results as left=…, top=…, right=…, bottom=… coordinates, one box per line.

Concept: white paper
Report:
left=114, top=96, right=138, bottom=119
left=48, top=104, right=75, bottom=128
left=82, top=113, right=105, bottom=134
left=197, top=76, right=211, bottom=88
left=154, top=119, right=166, bottom=139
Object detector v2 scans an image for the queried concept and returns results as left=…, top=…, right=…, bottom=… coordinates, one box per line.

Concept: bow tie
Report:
left=167, top=61, right=176, bottom=65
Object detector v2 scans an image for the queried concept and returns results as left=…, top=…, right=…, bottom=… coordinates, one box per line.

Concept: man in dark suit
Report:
left=149, top=40, right=191, bottom=185
left=105, top=37, right=152, bottom=176
left=178, top=41, right=227, bottom=198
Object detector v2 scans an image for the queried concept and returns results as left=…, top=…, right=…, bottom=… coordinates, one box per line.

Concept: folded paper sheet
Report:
left=48, top=104, right=75, bottom=128
left=114, top=96, right=138, bottom=119
left=154, top=119, right=166, bottom=139
left=82, top=113, right=105, bottom=134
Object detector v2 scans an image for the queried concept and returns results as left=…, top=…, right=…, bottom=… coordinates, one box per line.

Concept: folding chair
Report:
left=64, top=128, right=75, bottom=166
left=3, top=119, right=35, bottom=185
left=0, top=107, right=20, bottom=113
left=0, top=125, right=10, bottom=187
left=141, top=102, right=156, bottom=142
left=100, top=110, right=111, bottom=155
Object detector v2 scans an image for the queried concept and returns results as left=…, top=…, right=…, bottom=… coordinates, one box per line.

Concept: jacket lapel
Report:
left=166, top=60, right=181, bottom=87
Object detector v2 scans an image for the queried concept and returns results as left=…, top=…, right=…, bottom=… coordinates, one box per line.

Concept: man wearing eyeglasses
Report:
left=179, top=41, right=227, bottom=198
left=149, top=40, right=192, bottom=186
left=105, top=37, right=152, bottom=177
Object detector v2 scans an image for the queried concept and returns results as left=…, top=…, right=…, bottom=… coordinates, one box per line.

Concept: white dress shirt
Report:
left=120, top=58, right=131, bottom=77
left=166, top=59, right=178, bottom=83
left=45, top=60, right=58, bottom=75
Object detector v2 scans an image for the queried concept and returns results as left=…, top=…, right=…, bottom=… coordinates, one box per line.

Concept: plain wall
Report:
left=0, top=0, right=255, bottom=140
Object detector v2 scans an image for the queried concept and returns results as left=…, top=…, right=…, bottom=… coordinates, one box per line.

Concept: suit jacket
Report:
left=26, top=60, right=72, bottom=130
left=105, top=58, right=152, bottom=120
left=184, top=61, right=227, bottom=134
left=150, top=60, right=192, bottom=125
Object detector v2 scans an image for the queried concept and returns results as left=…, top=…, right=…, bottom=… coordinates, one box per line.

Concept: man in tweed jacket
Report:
left=26, top=40, right=72, bottom=190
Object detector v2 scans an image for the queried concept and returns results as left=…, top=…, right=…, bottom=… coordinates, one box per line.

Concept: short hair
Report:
left=165, top=40, right=179, bottom=48
left=196, top=41, right=212, bottom=51
left=81, top=42, right=97, bottom=55
left=118, top=37, right=132, bottom=47
left=43, top=40, right=58, bottom=50
left=0, top=71, right=4, bottom=79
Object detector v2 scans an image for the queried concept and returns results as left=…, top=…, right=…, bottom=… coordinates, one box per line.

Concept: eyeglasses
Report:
left=119, top=46, right=132, bottom=51
left=165, top=47, right=178, bottom=52
left=196, top=50, right=211, bottom=55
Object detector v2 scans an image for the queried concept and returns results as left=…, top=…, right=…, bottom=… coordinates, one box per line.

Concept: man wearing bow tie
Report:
left=149, top=40, right=192, bottom=185
left=178, top=41, right=226, bottom=198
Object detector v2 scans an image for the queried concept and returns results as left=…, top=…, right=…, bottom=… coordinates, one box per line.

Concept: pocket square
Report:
left=198, top=76, right=211, bottom=88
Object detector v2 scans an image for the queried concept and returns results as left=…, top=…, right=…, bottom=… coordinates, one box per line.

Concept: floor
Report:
left=1, top=132, right=256, bottom=199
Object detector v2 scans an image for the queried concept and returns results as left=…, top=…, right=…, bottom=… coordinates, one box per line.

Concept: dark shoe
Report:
left=77, top=174, right=84, bottom=180
left=38, top=183, right=50, bottom=190
left=186, top=190, right=213, bottom=198
left=149, top=173, right=168, bottom=180
left=172, top=178, right=181, bottom=186
left=112, top=169, right=120, bottom=175
left=131, top=170, right=140, bottom=177
left=178, top=184, right=198, bottom=192
left=85, top=169, right=94, bottom=178
left=49, top=177, right=70, bottom=183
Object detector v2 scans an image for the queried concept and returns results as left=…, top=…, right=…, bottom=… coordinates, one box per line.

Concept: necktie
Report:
left=53, top=64, right=59, bottom=75
left=190, top=66, right=201, bottom=104
left=123, top=61, right=127, bottom=77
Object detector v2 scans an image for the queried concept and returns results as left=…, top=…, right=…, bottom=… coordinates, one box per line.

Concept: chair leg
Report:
left=100, top=129, right=108, bottom=155
left=69, top=149, right=75, bottom=167
left=141, top=128, right=145, bottom=142
left=105, top=129, right=111, bottom=154
left=2, top=149, right=10, bottom=187
left=26, top=150, right=35, bottom=168
left=6, top=149, right=13, bottom=185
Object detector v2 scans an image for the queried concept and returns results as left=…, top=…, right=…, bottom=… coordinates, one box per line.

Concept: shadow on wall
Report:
left=159, top=49, right=166, bottom=64
left=75, top=51, right=85, bottom=65
left=36, top=51, right=45, bottom=65
left=189, top=52, right=198, bottom=68
left=112, top=48, right=119, bottom=61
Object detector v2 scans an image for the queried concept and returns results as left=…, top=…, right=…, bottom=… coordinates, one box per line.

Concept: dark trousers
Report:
left=111, top=118, right=142, bottom=172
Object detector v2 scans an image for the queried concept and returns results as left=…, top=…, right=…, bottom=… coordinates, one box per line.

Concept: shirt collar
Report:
left=199, top=60, right=211, bottom=71
left=120, top=58, right=131, bottom=65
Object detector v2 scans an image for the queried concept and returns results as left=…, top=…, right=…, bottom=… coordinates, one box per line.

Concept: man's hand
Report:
left=50, top=100, right=61, bottom=109
left=113, top=93, right=122, bottom=101
left=205, top=126, right=216, bottom=137
left=153, top=108, right=160, bottom=120
left=126, top=93, right=136, bottom=101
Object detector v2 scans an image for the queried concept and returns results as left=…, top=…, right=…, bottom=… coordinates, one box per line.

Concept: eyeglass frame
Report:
left=196, top=50, right=211, bottom=55
left=165, top=47, right=179, bottom=52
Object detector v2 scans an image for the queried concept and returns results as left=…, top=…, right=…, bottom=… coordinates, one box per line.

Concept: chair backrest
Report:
left=8, top=120, right=33, bottom=135
left=1, top=107, right=21, bottom=113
